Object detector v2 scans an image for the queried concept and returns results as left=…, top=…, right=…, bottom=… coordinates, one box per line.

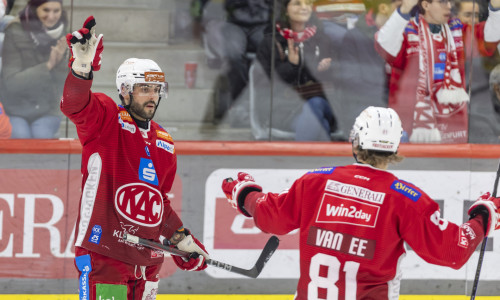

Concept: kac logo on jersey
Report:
left=115, top=183, right=164, bottom=227
left=139, top=158, right=158, bottom=186
left=88, top=225, right=102, bottom=244
left=156, top=139, right=174, bottom=154
left=391, top=180, right=421, bottom=202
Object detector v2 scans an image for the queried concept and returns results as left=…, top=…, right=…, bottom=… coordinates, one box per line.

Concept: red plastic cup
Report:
left=184, top=62, right=197, bottom=89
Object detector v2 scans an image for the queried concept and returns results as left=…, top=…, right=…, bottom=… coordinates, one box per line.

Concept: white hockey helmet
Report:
left=349, top=106, right=403, bottom=153
left=116, top=58, right=168, bottom=98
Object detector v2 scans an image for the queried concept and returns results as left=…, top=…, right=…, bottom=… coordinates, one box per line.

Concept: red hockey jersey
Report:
left=61, top=73, right=183, bottom=266
left=244, top=164, right=485, bottom=299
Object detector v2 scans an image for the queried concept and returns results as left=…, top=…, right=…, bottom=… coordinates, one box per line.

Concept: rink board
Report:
left=0, top=141, right=499, bottom=296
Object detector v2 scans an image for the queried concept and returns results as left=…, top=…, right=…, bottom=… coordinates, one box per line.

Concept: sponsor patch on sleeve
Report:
left=119, top=110, right=133, bottom=122
left=156, top=139, right=174, bottom=154
left=458, top=223, right=477, bottom=248
left=308, top=167, right=336, bottom=174
left=390, top=180, right=421, bottom=202
left=156, top=130, right=173, bottom=142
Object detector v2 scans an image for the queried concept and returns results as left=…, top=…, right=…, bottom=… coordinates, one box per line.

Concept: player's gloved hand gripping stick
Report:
left=123, top=233, right=279, bottom=278
left=469, top=161, right=500, bottom=299
left=167, top=229, right=209, bottom=272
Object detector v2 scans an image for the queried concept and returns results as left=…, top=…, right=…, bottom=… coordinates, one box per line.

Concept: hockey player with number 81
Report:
left=222, top=106, right=500, bottom=299
left=61, top=16, right=209, bottom=300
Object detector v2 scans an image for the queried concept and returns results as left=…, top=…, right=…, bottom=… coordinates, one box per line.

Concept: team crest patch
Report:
left=390, top=180, right=421, bottom=202
left=156, top=130, right=173, bottom=142
left=308, top=167, right=335, bottom=174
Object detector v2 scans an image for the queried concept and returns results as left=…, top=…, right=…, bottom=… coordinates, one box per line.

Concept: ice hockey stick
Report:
left=470, top=159, right=500, bottom=299
left=123, top=233, right=279, bottom=278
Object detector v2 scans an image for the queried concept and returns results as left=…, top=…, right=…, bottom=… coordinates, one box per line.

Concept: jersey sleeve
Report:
left=472, top=21, right=499, bottom=57
left=244, top=179, right=305, bottom=235
left=61, top=71, right=109, bottom=143
left=399, top=190, right=485, bottom=270
left=161, top=204, right=183, bottom=240
left=484, top=5, right=500, bottom=43
left=374, top=9, right=409, bottom=68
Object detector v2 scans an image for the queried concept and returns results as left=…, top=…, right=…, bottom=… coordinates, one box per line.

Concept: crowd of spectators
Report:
left=1, top=0, right=500, bottom=143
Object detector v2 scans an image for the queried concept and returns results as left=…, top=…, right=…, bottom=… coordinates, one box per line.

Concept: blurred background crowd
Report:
left=1, top=0, right=499, bottom=143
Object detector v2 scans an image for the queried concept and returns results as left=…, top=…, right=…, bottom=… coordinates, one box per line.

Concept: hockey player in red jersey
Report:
left=221, top=106, right=500, bottom=299
left=61, top=16, right=209, bottom=300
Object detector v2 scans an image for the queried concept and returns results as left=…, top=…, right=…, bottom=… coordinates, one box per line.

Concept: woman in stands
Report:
left=1, top=0, right=68, bottom=138
left=256, top=0, right=340, bottom=141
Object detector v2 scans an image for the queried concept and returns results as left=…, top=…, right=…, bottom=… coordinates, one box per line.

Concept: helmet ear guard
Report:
left=350, top=106, right=403, bottom=153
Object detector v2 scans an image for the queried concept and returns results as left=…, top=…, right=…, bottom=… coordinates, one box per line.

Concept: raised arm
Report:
left=374, top=0, right=416, bottom=66
left=485, top=0, right=500, bottom=42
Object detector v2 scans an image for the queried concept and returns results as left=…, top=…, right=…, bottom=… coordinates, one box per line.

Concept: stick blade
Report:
left=250, top=235, right=280, bottom=278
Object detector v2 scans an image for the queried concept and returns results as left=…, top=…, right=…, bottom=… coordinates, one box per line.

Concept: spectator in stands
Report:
left=1, top=0, right=15, bottom=71
left=336, top=0, right=401, bottom=139
left=375, top=0, right=500, bottom=143
left=313, top=0, right=366, bottom=53
left=469, top=64, right=500, bottom=143
left=0, top=0, right=12, bottom=139
left=455, top=0, right=480, bottom=25
left=0, top=0, right=68, bottom=139
left=453, top=0, right=500, bottom=145
left=256, top=0, right=338, bottom=141
left=202, top=0, right=273, bottom=122
left=0, top=102, right=11, bottom=139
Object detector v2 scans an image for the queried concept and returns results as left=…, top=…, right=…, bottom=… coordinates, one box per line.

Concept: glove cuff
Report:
left=469, top=200, right=496, bottom=236
left=237, top=186, right=262, bottom=217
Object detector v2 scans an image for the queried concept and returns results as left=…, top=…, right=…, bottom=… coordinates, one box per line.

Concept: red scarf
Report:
left=276, top=24, right=317, bottom=43
left=411, top=18, right=469, bottom=143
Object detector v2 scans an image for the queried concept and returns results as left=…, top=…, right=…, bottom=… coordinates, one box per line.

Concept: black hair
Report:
left=278, top=0, right=322, bottom=28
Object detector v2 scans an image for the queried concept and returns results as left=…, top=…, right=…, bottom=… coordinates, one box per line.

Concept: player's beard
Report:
left=129, top=99, right=157, bottom=121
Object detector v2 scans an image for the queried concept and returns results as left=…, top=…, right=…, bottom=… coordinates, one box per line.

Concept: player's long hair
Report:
left=356, top=147, right=404, bottom=166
